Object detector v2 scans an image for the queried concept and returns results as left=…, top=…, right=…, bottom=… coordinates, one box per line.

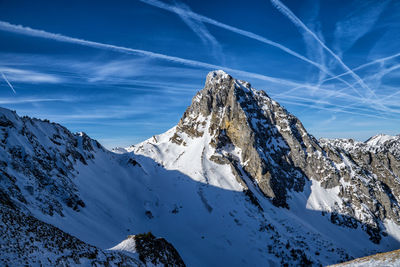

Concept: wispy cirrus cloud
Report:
left=0, top=97, right=75, bottom=104
left=1, top=50, right=396, bottom=122
left=140, top=0, right=374, bottom=98
left=365, top=63, right=400, bottom=92
left=0, top=67, right=63, bottom=84
left=0, top=18, right=375, bottom=111
left=333, top=0, right=390, bottom=57
left=277, top=98, right=399, bottom=121
left=298, top=0, right=327, bottom=86
left=0, top=18, right=397, bottom=121
left=0, top=20, right=314, bottom=88
left=0, top=52, right=364, bottom=110
left=322, top=52, right=400, bottom=84
left=269, top=0, right=379, bottom=102
left=11, top=55, right=360, bottom=113
left=138, top=0, right=350, bottom=81
left=84, top=58, right=151, bottom=83
left=173, top=1, right=223, bottom=61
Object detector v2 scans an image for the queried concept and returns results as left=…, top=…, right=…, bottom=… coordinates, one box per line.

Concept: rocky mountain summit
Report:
left=1, top=70, right=400, bottom=266
left=165, top=70, right=400, bottom=243
left=171, top=70, right=344, bottom=208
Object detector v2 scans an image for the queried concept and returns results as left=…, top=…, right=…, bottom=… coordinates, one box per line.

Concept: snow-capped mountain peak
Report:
left=130, top=71, right=400, bottom=261
left=2, top=71, right=400, bottom=266
left=366, top=133, right=399, bottom=146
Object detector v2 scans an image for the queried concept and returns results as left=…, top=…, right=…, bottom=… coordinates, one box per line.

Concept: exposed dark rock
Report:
left=172, top=71, right=336, bottom=208
left=170, top=70, right=400, bottom=239
left=0, top=203, right=141, bottom=266
left=320, top=136, right=400, bottom=232
left=134, top=232, right=186, bottom=267
left=0, top=108, right=106, bottom=217
left=128, top=158, right=141, bottom=167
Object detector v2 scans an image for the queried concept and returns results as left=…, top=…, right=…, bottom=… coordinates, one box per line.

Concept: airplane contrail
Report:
left=0, top=20, right=320, bottom=89
left=321, top=52, right=400, bottom=84
left=1, top=72, right=16, bottom=94
left=0, top=20, right=389, bottom=115
left=138, top=0, right=361, bottom=92
left=277, top=98, right=399, bottom=121
left=282, top=52, right=400, bottom=107
left=173, top=1, right=223, bottom=61
left=269, top=0, right=380, bottom=103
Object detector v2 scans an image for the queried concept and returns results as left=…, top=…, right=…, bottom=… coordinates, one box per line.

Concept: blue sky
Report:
left=0, top=0, right=399, bottom=148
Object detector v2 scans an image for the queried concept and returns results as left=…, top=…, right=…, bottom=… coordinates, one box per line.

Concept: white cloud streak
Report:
left=275, top=51, right=400, bottom=104
left=138, top=0, right=358, bottom=88
left=333, top=0, right=390, bottom=57
left=173, top=1, right=223, bottom=61
left=277, top=98, right=399, bottom=121
left=0, top=67, right=62, bottom=83
left=322, top=52, right=400, bottom=84
left=315, top=54, right=400, bottom=110
left=0, top=18, right=397, bottom=118
left=275, top=94, right=394, bottom=117
left=0, top=97, right=74, bottom=104
left=1, top=72, right=16, bottom=94
left=300, top=1, right=327, bottom=87
left=269, top=0, right=378, bottom=101
left=0, top=20, right=313, bottom=88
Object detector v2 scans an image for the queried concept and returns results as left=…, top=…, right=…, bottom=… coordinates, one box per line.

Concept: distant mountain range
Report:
left=1, top=70, right=400, bottom=266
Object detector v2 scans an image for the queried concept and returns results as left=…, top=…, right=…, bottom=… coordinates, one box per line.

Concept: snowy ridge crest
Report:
left=137, top=70, right=400, bottom=244
left=2, top=70, right=400, bottom=266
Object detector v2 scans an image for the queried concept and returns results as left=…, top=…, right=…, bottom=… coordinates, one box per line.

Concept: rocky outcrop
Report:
left=320, top=136, right=400, bottom=241
left=0, top=108, right=110, bottom=217
left=0, top=202, right=141, bottom=266
left=0, top=107, right=186, bottom=266
left=170, top=70, right=400, bottom=242
left=1, top=70, right=400, bottom=266
left=172, top=71, right=340, bottom=207
left=134, top=232, right=186, bottom=266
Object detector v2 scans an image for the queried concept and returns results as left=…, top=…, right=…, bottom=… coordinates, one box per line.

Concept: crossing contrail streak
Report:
left=0, top=19, right=390, bottom=115
left=282, top=52, right=400, bottom=112
left=1, top=72, right=16, bottom=94
left=269, top=0, right=381, bottom=104
left=138, top=0, right=361, bottom=93
left=321, top=52, right=400, bottom=84
left=0, top=20, right=320, bottom=89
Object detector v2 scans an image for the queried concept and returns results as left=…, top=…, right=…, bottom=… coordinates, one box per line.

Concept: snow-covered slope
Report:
left=123, top=71, right=400, bottom=265
left=330, top=248, right=400, bottom=266
left=0, top=203, right=141, bottom=266
left=1, top=70, right=400, bottom=266
left=0, top=107, right=182, bottom=266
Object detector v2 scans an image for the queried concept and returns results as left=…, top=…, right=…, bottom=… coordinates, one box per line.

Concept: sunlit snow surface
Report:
left=332, top=248, right=400, bottom=267
left=2, top=105, right=400, bottom=266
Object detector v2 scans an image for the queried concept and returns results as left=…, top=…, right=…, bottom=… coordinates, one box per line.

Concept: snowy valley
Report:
left=1, top=71, right=400, bottom=266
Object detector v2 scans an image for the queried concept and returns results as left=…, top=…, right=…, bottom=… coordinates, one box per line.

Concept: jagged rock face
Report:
left=320, top=136, right=400, bottom=237
left=0, top=202, right=141, bottom=266
left=170, top=70, right=400, bottom=242
left=0, top=108, right=186, bottom=266
left=172, top=71, right=339, bottom=207
left=133, top=232, right=186, bottom=266
left=2, top=70, right=400, bottom=266
left=0, top=108, right=102, bottom=216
